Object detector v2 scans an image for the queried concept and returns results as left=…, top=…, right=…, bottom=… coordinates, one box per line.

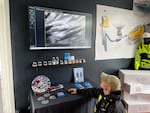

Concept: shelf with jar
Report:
left=31, top=57, right=86, bottom=68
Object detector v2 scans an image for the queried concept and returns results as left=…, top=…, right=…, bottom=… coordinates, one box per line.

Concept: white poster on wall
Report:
left=95, top=4, right=150, bottom=60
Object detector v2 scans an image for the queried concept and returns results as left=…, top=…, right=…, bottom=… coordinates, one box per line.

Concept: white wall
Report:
left=0, top=56, right=3, bottom=113
left=0, top=0, right=15, bottom=113
left=0, top=84, right=3, bottom=113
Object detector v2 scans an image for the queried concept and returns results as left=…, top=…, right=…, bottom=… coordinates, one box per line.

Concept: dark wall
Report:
left=9, top=0, right=133, bottom=111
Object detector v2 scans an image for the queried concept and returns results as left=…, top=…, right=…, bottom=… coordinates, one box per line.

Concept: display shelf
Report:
left=29, top=81, right=95, bottom=113
left=31, top=58, right=86, bottom=68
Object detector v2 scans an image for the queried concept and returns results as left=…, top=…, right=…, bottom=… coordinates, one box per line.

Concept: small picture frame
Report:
left=73, top=67, right=84, bottom=83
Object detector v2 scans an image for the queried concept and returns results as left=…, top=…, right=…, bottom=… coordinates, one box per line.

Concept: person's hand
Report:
left=68, top=88, right=77, bottom=94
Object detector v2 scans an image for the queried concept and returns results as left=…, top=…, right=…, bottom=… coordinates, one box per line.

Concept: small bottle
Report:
left=48, top=61, right=52, bottom=65
left=56, top=56, right=59, bottom=65
left=60, top=60, right=64, bottom=65
left=52, top=57, right=56, bottom=65
left=43, top=61, right=48, bottom=66
left=32, top=62, right=38, bottom=67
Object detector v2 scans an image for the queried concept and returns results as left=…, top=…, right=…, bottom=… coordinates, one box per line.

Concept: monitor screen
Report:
left=28, top=6, right=92, bottom=50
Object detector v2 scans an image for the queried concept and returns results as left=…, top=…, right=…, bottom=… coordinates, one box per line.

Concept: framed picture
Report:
left=73, top=67, right=84, bottom=83
left=28, top=6, right=92, bottom=50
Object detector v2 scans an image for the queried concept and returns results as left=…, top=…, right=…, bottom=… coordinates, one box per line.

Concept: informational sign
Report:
left=95, top=4, right=150, bottom=60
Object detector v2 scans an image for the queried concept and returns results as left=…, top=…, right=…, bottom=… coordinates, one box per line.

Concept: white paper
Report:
left=95, top=4, right=150, bottom=60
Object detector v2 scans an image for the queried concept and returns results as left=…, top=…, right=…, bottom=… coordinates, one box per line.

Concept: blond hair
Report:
left=101, top=72, right=121, bottom=91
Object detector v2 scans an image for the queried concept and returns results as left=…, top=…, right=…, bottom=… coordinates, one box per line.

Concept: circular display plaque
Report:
left=31, top=75, right=51, bottom=94
left=37, top=96, right=45, bottom=101
left=41, top=99, right=49, bottom=105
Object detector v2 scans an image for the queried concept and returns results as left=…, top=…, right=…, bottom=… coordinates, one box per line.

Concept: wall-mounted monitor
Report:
left=28, top=6, right=92, bottom=50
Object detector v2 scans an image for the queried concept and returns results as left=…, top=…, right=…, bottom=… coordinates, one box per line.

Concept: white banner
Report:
left=95, top=4, right=150, bottom=60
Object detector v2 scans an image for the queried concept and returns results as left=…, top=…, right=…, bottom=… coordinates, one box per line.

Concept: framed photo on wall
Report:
left=73, top=67, right=84, bottom=83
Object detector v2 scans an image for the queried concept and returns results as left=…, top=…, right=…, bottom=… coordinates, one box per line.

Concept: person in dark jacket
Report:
left=68, top=72, right=126, bottom=113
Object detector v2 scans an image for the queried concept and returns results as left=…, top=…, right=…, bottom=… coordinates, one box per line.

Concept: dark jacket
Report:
left=77, top=88, right=126, bottom=113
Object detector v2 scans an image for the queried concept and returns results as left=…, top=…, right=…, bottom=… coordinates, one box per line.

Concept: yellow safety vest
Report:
left=94, top=94, right=113, bottom=113
left=135, top=39, right=150, bottom=70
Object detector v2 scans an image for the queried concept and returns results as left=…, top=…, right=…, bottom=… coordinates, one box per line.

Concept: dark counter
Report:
left=29, top=82, right=96, bottom=113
